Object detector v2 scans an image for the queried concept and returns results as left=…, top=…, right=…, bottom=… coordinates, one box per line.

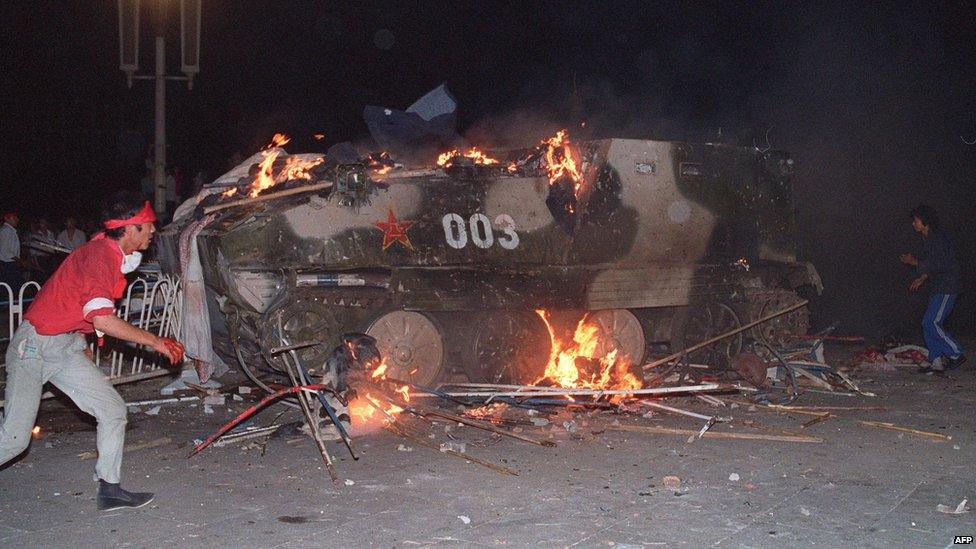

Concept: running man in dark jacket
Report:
left=900, top=205, right=965, bottom=373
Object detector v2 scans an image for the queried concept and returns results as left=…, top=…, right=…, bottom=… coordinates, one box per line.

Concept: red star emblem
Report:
left=374, top=208, right=414, bottom=250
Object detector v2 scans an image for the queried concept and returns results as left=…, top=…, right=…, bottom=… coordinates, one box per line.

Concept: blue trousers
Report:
left=922, top=294, right=963, bottom=362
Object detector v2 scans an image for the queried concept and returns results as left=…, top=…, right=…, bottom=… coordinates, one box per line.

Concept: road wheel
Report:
left=753, top=291, right=809, bottom=347
left=588, top=309, right=647, bottom=368
left=671, top=302, right=743, bottom=369
left=366, top=310, right=445, bottom=387
left=261, top=299, right=343, bottom=371
left=462, top=311, right=551, bottom=384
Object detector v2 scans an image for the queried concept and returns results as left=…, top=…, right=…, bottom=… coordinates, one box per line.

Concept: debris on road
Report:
left=662, top=476, right=682, bottom=491
left=176, top=303, right=958, bottom=491
left=439, top=441, right=466, bottom=454
left=610, top=424, right=823, bottom=443
left=857, top=420, right=952, bottom=441
left=800, top=413, right=833, bottom=429
left=203, top=394, right=226, bottom=407
left=125, top=395, right=200, bottom=407
left=78, top=437, right=171, bottom=460
left=936, top=499, right=970, bottom=515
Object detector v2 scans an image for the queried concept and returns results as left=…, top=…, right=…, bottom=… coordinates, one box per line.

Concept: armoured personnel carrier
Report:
left=160, top=137, right=821, bottom=391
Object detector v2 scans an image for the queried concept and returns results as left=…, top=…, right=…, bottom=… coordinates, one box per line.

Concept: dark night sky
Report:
left=2, top=1, right=975, bottom=338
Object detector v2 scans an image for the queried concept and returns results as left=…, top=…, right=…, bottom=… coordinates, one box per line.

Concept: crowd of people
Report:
left=0, top=212, right=102, bottom=288
left=1, top=166, right=208, bottom=289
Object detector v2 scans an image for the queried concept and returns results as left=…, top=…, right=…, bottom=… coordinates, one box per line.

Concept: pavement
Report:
left=0, top=342, right=973, bottom=548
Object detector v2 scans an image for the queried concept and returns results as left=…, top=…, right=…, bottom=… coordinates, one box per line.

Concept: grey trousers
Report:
left=0, top=320, right=127, bottom=483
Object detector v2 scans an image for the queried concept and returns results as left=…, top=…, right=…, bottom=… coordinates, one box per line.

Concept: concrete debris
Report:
left=663, top=475, right=681, bottom=491
left=529, top=418, right=550, bottom=427
left=729, top=473, right=740, bottom=481
left=800, top=507, right=811, bottom=516
left=563, top=420, right=578, bottom=433
left=439, top=442, right=466, bottom=454
left=344, top=479, right=355, bottom=486
left=233, top=394, right=244, bottom=401
left=145, top=405, right=162, bottom=416
left=396, top=444, right=413, bottom=452
left=936, top=499, right=970, bottom=515
left=238, top=386, right=252, bottom=395
left=457, top=515, right=471, bottom=524
left=203, top=394, right=225, bottom=406
left=203, top=404, right=214, bottom=414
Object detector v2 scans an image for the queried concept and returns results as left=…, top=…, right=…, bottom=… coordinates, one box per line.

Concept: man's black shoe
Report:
left=97, top=480, right=155, bottom=511
left=945, top=355, right=967, bottom=370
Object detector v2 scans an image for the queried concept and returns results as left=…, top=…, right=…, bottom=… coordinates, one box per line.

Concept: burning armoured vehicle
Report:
left=160, top=132, right=821, bottom=394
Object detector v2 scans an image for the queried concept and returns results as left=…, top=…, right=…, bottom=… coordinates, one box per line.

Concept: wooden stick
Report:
left=740, top=420, right=811, bottom=438
left=800, top=413, right=833, bottom=429
left=723, top=398, right=886, bottom=414
left=696, top=394, right=726, bottom=407
left=125, top=396, right=200, bottom=407
left=362, top=394, right=426, bottom=438
left=367, top=379, right=548, bottom=445
left=79, top=437, right=171, bottom=460
left=609, top=424, right=823, bottom=443
left=430, top=383, right=726, bottom=399
left=641, top=400, right=730, bottom=422
left=419, top=407, right=556, bottom=447
left=792, top=367, right=835, bottom=390
left=857, top=420, right=952, bottom=440
left=834, top=371, right=876, bottom=397
left=203, top=181, right=332, bottom=214
left=769, top=404, right=887, bottom=412
left=363, top=395, right=519, bottom=476
left=384, top=422, right=519, bottom=476
left=643, top=299, right=809, bottom=371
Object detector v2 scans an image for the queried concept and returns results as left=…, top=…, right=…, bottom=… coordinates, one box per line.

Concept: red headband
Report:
left=103, top=201, right=157, bottom=229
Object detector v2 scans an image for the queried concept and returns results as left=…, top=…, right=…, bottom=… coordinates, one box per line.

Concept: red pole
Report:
left=187, top=383, right=328, bottom=458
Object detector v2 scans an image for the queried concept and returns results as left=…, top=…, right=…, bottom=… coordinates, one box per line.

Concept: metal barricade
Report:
left=2, top=280, right=42, bottom=345
left=1, top=275, right=183, bottom=407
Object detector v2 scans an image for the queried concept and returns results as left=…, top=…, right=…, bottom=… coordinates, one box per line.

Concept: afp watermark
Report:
left=954, top=536, right=974, bottom=544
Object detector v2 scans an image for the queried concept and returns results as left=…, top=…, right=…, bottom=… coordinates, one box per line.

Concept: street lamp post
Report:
left=153, top=35, right=167, bottom=217
left=119, top=0, right=200, bottom=217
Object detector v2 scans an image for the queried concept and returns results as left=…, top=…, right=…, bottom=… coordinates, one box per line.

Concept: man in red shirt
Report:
left=0, top=192, right=184, bottom=511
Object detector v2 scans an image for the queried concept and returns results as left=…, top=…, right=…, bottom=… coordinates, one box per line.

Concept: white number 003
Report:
left=441, top=213, right=519, bottom=250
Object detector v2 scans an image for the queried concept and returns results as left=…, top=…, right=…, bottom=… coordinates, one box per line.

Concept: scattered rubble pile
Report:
left=162, top=308, right=956, bottom=482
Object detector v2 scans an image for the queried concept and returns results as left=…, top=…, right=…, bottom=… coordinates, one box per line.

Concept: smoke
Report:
left=457, top=4, right=976, bottom=340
